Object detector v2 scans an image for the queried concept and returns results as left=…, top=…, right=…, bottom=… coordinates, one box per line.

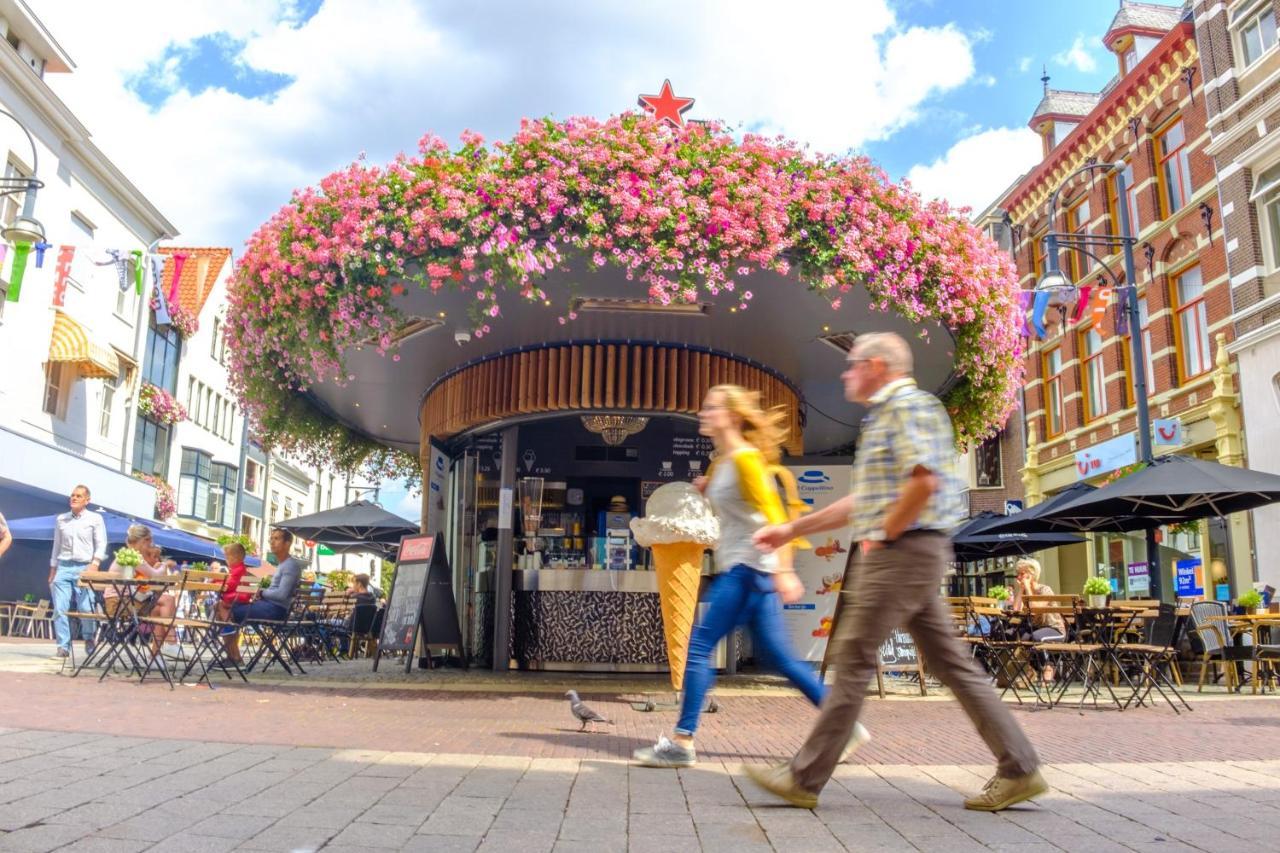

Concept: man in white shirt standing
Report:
left=49, top=485, right=106, bottom=658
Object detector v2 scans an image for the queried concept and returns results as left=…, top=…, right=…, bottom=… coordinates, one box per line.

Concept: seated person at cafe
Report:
left=1009, top=557, right=1067, bottom=682
left=221, top=528, right=302, bottom=665
left=347, top=573, right=376, bottom=607
left=104, top=525, right=180, bottom=657
left=214, top=543, right=254, bottom=623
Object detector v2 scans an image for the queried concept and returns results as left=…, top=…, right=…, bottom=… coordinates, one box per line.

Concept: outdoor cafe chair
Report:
left=1115, top=603, right=1191, bottom=713
left=169, top=576, right=260, bottom=687
left=1189, top=600, right=1251, bottom=692
left=348, top=601, right=378, bottom=659
left=1253, top=641, right=1280, bottom=694
left=11, top=598, right=52, bottom=638
left=966, top=601, right=1037, bottom=704
left=0, top=601, right=13, bottom=636
left=243, top=581, right=312, bottom=675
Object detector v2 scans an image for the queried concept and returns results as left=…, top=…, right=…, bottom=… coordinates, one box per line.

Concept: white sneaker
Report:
left=840, top=722, right=871, bottom=762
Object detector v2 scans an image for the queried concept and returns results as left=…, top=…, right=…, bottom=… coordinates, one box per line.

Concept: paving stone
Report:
left=0, top=821, right=91, bottom=853
left=399, top=836, right=481, bottom=853
left=326, top=820, right=417, bottom=849
left=55, top=839, right=151, bottom=853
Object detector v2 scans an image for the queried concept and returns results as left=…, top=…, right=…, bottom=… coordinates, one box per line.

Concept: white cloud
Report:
left=1017, top=56, right=1033, bottom=73
left=1053, top=35, right=1098, bottom=73
left=36, top=0, right=977, bottom=247
left=905, top=127, right=1041, bottom=214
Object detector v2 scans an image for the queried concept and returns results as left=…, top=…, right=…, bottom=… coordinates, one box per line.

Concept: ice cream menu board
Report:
left=783, top=463, right=855, bottom=661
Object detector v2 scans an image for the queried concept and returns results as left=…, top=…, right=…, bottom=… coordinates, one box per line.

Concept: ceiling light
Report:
left=581, top=414, right=650, bottom=445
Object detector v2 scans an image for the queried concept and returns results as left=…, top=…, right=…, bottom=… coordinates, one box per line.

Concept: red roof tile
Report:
left=157, top=246, right=232, bottom=317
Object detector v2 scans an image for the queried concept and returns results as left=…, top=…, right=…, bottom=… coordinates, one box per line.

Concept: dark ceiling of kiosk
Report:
left=306, top=259, right=958, bottom=455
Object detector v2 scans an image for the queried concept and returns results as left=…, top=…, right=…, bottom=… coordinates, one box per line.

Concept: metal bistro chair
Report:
left=1116, top=603, right=1191, bottom=713
left=11, top=598, right=52, bottom=638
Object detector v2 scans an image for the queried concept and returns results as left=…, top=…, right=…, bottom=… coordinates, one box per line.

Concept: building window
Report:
left=1080, top=328, right=1108, bottom=420
left=1173, top=265, right=1210, bottom=381
left=210, top=317, right=221, bottom=359
left=240, top=514, right=261, bottom=543
left=142, top=316, right=181, bottom=394
left=42, top=362, right=69, bottom=418
left=1157, top=119, right=1191, bottom=216
left=1240, top=5, right=1278, bottom=66
left=974, top=433, right=1002, bottom=488
left=269, top=489, right=280, bottom=523
left=132, top=416, right=171, bottom=477
left=1066, top=197, right=1091, bottom=280
left=70, top=210, right=96, bottom=239
left=1127, top=295, right=1156, bottom=403
left=245, top=459, right=262, bottom=495
left=1121, top=45, right=1138, bottom=75
left=99, top=366, right=124, bottom=438
left=1121, top=162, right=1142, bottom=235
left=1030, top=230, right=1046, bottom=282
left=1254, top=163, right=1280, bottom=271
left=1043, top=346, right=1065, bottom=437
left=178, top=449, right=238, bottom=528
left=0, top=159, right=30, bottom=229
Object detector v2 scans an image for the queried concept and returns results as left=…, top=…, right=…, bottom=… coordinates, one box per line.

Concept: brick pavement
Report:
left=3, top=640, right=1280, bottom=851
left=2, top=724, right=1280, bottom=852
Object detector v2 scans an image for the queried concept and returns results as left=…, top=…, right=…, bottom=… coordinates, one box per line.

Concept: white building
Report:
left=0, top=0, right=176, bottom=529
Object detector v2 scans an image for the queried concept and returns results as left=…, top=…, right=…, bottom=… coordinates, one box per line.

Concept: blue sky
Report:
left=39, top=0, right=1175, bottom=522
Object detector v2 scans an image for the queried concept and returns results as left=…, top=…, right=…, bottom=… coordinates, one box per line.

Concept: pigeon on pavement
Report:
left=565, top=690, right=613, bottom=732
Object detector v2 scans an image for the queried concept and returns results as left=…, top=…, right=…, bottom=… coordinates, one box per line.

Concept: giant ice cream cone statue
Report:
left=631, top=482, right=720, bottom=691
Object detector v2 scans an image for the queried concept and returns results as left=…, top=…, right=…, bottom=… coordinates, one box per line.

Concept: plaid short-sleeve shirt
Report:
left=849, top=378, right=965, bottom=542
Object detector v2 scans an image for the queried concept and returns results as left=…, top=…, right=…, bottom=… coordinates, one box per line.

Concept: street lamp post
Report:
left=1037, top=162, right=1162, bottom=600
left=0, top=108, right=45, bottom=245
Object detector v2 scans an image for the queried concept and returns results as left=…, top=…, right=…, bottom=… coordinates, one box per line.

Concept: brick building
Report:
left=1192, top=0, right=1280, bottom=591
left=995, top=2, right=1249, bottom=599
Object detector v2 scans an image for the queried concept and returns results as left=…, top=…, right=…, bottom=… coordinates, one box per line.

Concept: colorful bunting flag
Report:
left=1071, top=285, right=1093, bottom=324
left=1017, top=290, right=1033, bottom=338
left=33, top=241, right=51, bottom=268
left=169, top=253, right=187, bottom=303
left=1114, top=287, right=1130, bottom=337
left=5, top=242, right=32, bottom=302
left=52, top=245, right=75, bottom=307
left=1091, top=287, right=1113, bottom=333
left=131, top=249, right=144, bottom=294
left=1031, top=290, right=1051, bottom=339
left=149, top=255, right=170, bottom=326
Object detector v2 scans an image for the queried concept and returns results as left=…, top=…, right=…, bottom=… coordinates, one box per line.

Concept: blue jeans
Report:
left=676, top=564, right=826, bottom=735
left=51, top=560, right=95, bottom=651
left=222, top=599, right=288, bottom=635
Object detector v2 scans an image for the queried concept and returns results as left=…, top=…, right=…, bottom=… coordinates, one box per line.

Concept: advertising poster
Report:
left=783, top=464, right=854, bottom=661
left=1175, top=558, right=1204, bottom=597
left=424, top=440, right=449, bottom=537
left=1126, top=562, right=1150, bottom=595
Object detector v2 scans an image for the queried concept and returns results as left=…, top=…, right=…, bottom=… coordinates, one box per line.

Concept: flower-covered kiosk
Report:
left=228, top=106, right=1021, bottom=674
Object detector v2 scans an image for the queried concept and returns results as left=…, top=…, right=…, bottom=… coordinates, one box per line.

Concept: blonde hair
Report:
left=1015, top=558, right=1042, bottom=582
left=708, top=384, right=789, bottom=464
left=125, top=524, right=154, bottom=547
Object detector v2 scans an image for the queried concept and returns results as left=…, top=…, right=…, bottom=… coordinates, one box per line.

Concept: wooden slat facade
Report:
left=420, top=343, right=802, bottom=454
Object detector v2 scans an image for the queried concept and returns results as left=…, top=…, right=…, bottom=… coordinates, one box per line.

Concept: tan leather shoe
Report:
left=743, top=763, right=818, bottom=809
left=963, top=770, right=1049, bottom=811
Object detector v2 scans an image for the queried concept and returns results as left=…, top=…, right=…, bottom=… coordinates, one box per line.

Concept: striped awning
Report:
left=48, top=311, right=120, bottom=379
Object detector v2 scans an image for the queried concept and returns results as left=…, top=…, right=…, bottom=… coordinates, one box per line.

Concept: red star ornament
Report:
left=637, top=79, right=695, bottom=128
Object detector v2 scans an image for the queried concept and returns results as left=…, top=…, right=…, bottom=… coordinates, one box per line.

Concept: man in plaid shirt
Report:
left=749, top=332, right=1046, bottom=812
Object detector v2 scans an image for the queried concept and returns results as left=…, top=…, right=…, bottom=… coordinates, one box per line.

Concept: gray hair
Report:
left=853, top=332, right=913, bottom=375
left=125, top=524, right=154, bottom=547
left=1016, top=558, right=1042, bottom=582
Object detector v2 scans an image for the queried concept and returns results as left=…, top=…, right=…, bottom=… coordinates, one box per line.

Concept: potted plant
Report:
left=1239, top=589, right=1265, bottom=615
left=988, top=585, right=1011, bottom=607
left=23, top=593, right=35, bottom=603
left=1083, top=576, right=1111, bottom=608
left=113, top=546, right=143, bottom=580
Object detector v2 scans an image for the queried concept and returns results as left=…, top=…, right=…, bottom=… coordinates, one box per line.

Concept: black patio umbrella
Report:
left=966, top=481, right=1098, bottom=536
left=275, top=500, right=419, bottom=546
left=950, top=511, right=1085, bottom=562
left=989, top=455, right=1280, bottom=533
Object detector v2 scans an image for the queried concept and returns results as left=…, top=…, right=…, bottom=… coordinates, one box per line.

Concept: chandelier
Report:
left=581, top=414, right=650, bottom=446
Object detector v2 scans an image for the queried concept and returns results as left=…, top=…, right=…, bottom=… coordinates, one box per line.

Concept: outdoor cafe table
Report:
left=74, top=572, right=180, bottom=684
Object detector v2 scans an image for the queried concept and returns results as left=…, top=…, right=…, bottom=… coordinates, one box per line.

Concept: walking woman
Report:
left=633, top=384, right=868, bottom=768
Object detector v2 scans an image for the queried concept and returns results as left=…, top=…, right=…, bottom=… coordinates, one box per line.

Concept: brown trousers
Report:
left=791, top=531, right=1040, bottom=792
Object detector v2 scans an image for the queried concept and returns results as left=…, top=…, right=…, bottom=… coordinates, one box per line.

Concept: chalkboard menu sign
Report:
left=875, top=627, right=926, bottom=697
left=374, top=533, right=463, bottom=673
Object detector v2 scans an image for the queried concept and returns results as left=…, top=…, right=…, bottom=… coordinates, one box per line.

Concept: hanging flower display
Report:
left=228, top=114, right=1023, bottom=478
left=151, top=294, right=199, bottom=338
left=133, top=472, right=176, bottom=520
left=137, top=382, right=188, bottom=425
